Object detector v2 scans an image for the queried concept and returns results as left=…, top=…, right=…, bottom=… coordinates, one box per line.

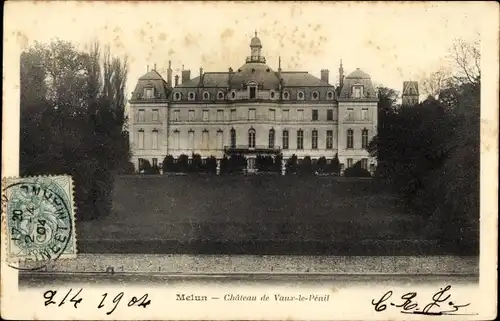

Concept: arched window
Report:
left=347, top=129, right=354, bottom=149
left=327, top=91, right=334, bottom=100
left=231, top=91, right=236, bottom=99
left=283, top=91, right=290, bottom=100
left=174, top=92, right=182, bottom=101
left=203, top=91, right=210, bottom=100
left=268, top=128, right=275, bottom=149
left=152, top=129, right=159, bottom=150
left=312, top=129, right=318, bottom=149
left=297, top=91, right=304, bottom=100
left=282, top=130, right=289, bottom=150
left=137, top=129, right=145, bottom=149
left=188, top=92, right=195, bottom=100
left=297, top=129, right=304, bottom=150
left=230, top=128, right=236, bottom=148
left=248, top=128, right=256, bottom=148
left=270, top=91, right=275, bottom=99
left=217, top=91, right=224, bottom=100
left=312, top=91, right=319, bottom=100
left=362, top=129, right=369, bottom=149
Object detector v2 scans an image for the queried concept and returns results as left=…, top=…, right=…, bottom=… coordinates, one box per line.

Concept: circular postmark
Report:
left=4, top=177, right=74, bottom=270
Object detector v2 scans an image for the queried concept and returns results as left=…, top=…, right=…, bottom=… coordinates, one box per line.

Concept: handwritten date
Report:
left=371, top=285, right=474, bottom=316
left=43, top=288, right=151, bottom=315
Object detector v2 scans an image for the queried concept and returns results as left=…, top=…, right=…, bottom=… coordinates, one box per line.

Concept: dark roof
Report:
left=339, top=68, right=377, bottom=100
left=280, top=72, right=331, bottom=87
left=403, top=81, right=419, bottom=96
left=131, top=70, right=171, bottom=101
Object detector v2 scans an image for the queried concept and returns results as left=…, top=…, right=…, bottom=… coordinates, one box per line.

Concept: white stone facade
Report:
left=128, top=34, right=378, bottom=172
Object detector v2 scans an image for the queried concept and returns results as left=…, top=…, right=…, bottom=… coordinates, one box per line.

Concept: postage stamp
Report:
left=2, top=176, right=77, bottom=268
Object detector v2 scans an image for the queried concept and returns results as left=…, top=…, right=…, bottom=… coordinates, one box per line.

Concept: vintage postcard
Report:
left=1, top=1, right=498, bottom=320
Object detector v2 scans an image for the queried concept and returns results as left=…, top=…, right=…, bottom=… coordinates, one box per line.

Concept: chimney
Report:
left=339, top=59, right=344, bottom=88
left=174, top=75, right=179, bottom=87
left=181, top=69, right=191, bottom=84
left=167, top=60, right=173, bottom=87
left=154, top=63, right=157, bottom=71
left=321, top=69, right=329, bottom=84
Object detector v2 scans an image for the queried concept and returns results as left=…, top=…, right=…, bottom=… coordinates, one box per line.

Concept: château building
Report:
left=128, top=33, right=379, bottom=173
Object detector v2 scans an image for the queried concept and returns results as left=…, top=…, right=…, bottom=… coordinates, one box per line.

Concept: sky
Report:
left=5, top=1, right=488, bottom=100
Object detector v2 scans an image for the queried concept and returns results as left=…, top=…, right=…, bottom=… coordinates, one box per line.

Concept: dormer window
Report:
left=144, top=87, right=154, bottom=99
left=188, top=92, right=196, bottom=100
left=297, top=91, right=304, bottom=100
left=231, top=91, right=236, bottom=99
left=203, top=91, right=210, bottom=100
left=312, top=91, right=319, bottom=100
left=283, top=91, right=290, bottom=100
left=270, top=91, right=275, bottom=99
left=327, top=91, right=334, bottom=100
left=352, top=85, right=364, bottom=98
left=173, top=92, right=181, bottom=101
left=217, top=91, right=224, bottom=100
left=247, top=81, right=258, bottom=99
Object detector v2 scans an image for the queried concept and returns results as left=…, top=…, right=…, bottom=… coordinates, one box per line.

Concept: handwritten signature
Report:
left=372, top=285, right=476, bottom=316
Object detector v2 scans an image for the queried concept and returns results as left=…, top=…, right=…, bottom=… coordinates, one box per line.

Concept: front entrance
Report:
left=247, top=158, right=256, bottom=172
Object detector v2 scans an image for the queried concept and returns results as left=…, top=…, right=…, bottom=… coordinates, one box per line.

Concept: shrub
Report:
left=177, top=154, right=189, bottom=173
left=286, top=154, right=298, bottom=174
left=331, top=153, right=341, bottom=175
left=162, top=155, right=175, bottom=173
left=190, top=153, right=203, bottom=173
left=344, top=161, right=371, bottom=177
left=204, top=156, right=217, bottom=174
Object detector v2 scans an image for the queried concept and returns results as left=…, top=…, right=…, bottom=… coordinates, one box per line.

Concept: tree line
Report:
left=20, top=40, right=132, bottom=221
left=369, top=38, right=480, bottom=243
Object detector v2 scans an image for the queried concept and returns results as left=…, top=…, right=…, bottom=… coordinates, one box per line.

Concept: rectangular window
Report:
left=282, top=109, right=289, bottom=121
left=327, top=109, right=333, bottom=121
left=202, top=131, right=209, bottom=149
left=173, top=131, right=180, bottom=149
left=347, top=108, right=354, bottom=121
left=298, top=109, right=304, bottom=121
left=173, top=110, right=180, bottom=121
left=188, top=131, right=195, bottom=149
left=152, top=158, right=158, bottom=167
left=362, top=108, right=368, bottom=120
left=152, top=109, right=159, bottom=121
left=137, top=130, right=144, bottom=149
left=188, top=110, right=195, bottom=122
left=217, top=110, right=224, bottom=122
left=203, top=110, right=209, bottom=121
left=326, top=130, right=333, bottom=149
left=282, top=130, right=289, bottom=150
left=152, top=130, right=158, bottom=149
left=361, top=158, right=368, bottom=170
left=231, top=109, right=237, bottom=121
left=347, top=158, right=353, bottom=168
left=269, top=109, right=275, bottom=121
left=138, top=109, right=145, bottom=122
left=347, top=130, right=354, bottom=149
left=312, top=109, right=318, bottom=121
left=248, top=109, right=256, bottom=120
left=312, top=130, right=318, bottom=149
left=216, top=131, right=223, bottom=150
left=297, top=130, right=303, bottom=150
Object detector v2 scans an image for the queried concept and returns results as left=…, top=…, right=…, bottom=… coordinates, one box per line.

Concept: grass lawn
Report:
left=78, top=175, right=430, bottom=244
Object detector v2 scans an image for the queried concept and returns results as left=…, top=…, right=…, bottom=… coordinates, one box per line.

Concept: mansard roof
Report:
left=131, top=69, right=171, bottom=101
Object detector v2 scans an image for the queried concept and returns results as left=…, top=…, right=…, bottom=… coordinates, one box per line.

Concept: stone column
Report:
left=281, top=159, right=286, bottom=176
